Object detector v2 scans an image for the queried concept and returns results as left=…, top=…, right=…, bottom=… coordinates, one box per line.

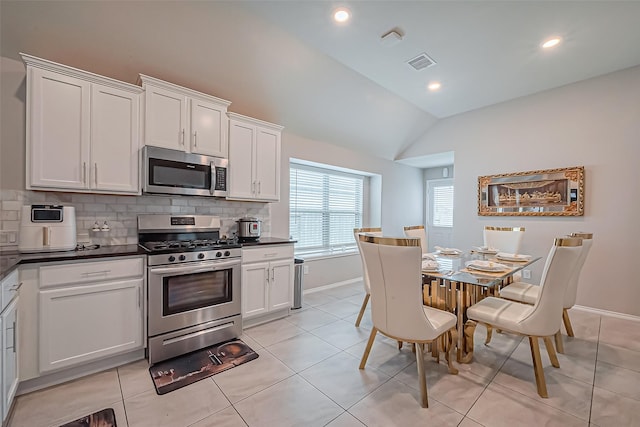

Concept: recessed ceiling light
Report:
left=333, top=7, right=351, bottom=23
left=428, top=82, right=441, bottom=91
left=541, top=37, right=561, bottom=49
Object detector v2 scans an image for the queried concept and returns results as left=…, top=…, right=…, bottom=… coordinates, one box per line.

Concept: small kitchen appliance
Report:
left=236, top=216, right=261, bottom=241
left=18, top=205, right=77, bottom=253
left=138, top=214, right=242, bottom=364
left=142, top=146, right=228, bottom=197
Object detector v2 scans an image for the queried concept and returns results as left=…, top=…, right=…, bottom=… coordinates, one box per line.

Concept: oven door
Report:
left=147, top=259, right=241, bottom=336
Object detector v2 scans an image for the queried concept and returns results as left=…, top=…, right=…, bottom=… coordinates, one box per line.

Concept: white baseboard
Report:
left=304, top=277, right=363, bottom=294
left=573, top=305, right=640, bottom=322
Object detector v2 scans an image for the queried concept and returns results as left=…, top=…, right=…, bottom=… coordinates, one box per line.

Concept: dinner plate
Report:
left=496, top=253, right=531, bottom=262
left=473, top=247, right=499, bottom=255
left=467, top=264, right=507, bottom=273
left=436, top=248, right=462, bottom=255
left=422, top=261, right=439, bottom=271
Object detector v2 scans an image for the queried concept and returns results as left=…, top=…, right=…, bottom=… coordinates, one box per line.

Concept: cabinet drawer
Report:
left=1, top=269, right=20, bottom=312
left=242, top=245, right=293, bottom=263
left=40, top=257, right=144, bottom=288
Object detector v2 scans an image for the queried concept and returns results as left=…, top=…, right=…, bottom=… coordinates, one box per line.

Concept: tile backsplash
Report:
left=0, top=189, right=271, bottom=251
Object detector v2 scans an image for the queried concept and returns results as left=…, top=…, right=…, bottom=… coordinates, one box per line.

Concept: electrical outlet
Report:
left=0, top=231, right=17, bottom=246
left=303, top=265, right=309, bottom=275
left=522, top=269, right=531, bottom=279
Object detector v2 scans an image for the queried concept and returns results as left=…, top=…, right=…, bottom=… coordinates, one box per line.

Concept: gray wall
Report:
left=401, top=65, right=640, bottom=316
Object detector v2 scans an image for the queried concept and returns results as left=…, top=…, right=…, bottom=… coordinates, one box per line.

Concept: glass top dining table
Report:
left=421, top=250, right=542, bottom=363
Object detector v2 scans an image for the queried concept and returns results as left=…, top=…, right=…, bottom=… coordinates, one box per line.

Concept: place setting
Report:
left=434, top=246, right=463, bottom=256
left=494, top=252, right=532, bottom=262
left=463, top=259, right=512, bottom=276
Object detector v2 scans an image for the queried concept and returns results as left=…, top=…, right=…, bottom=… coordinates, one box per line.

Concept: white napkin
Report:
left=434, top=246, right=462, bottom=255
left=422, top=260, right=439, bottom=270
left=422, top=253, right=437, bottom=261
left=473, top=246, right=498, bottom=253
left=496, top=252, right=531, bottom=260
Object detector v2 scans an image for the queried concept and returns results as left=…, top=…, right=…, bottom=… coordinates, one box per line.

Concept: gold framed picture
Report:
left=478, top=166, right=585, bottom=216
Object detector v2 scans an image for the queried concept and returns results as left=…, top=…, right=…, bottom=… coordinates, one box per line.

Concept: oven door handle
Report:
left=149, top=260, right=239, bottom=275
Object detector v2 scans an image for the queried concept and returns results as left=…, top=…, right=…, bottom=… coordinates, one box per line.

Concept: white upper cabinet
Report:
left=228, top=113, right=283, bottom=202
left=138, top=75, right=231, bottom=158
left=22, top=53, right=142, bottom=194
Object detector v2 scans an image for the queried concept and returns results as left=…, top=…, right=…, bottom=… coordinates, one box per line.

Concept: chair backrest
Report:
left=359, top=235, right=441, bottom=341
left=354, top=227, right=383, bottom=293
left=519, top=237, right=583, bottom=336
left=483, top=226, right=525, bottom=253
left=403, top=225, right=428, bottom=255
left=564, top=232, right=594, bottom=308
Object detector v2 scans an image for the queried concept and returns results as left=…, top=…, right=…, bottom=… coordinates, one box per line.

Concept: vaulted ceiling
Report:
left=2, top=1, right=640, bottom=164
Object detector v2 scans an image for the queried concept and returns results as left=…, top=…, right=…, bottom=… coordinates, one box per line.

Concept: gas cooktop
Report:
left=139, top=239, right=240, bottom=253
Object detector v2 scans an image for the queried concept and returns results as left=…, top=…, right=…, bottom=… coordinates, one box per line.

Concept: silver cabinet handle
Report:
left=94, top=163, right=98, bottom=186
left=251, top=181, right=256, bottom=194
left=9, top=282, right=22, bottom=292
left=83, top=162, right=87, bottom=184
left=81, top=270, right=111, bottom=276
left=258, top=181, right=261, bottom=194
left=12, top=321, right=16, bottom=353
left=194, top=130, right=198, bottom=148
left=137, top=286, right=141, bottom=308
left=271, top=267, right=275, bottom=281
left=181, top=129, right=185, bottom=146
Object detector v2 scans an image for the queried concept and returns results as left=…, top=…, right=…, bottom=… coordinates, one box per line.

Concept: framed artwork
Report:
left=478, top=166, right=585, bottom=216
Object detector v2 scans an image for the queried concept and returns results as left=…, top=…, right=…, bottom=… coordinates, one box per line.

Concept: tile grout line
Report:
left=589, top=315, right=602, bottom=425
left=115, top=367, right=131, bottom=427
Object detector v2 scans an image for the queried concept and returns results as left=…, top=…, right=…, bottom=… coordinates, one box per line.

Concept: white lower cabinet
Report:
left=2, top=297, right=18, bottom=422
left=241, top=245, right=294, bottom=321
left=39, top=278, right=143, bottom=373
left=0, top=269, right=19, bottom=422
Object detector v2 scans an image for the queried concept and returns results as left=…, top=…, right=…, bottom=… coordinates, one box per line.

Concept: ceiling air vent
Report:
left=407, top=53, right=437, bottom=71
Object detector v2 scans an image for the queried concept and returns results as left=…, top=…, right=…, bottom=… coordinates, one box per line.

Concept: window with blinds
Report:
left=290, top=163, right=364, bottom=254
left=429, top=180, right=454, bottom=227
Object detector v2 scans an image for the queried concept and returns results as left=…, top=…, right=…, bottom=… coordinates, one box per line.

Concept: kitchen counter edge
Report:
left=0, top=238, right=297, bottom=280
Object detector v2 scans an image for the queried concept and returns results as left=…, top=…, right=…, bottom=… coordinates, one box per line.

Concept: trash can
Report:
left=292, top=258, right=304, bottom=309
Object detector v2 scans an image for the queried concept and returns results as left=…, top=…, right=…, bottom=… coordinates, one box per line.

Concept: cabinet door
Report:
left=269, top=259, right=293, bottom=311
left=2, top=297, right=18, bottom=421
left=39, top=278, right=143, bottom=372
left=91, top=84, right=140, bottom=193
left=191, top=98, right=227, bottom=157
left=254, top=127, right=281, bottom=201
left=144, top=84, right=187, bottom=151
left=28, top=68, right=90, bottom=189
left=228, top=121, right=257, bottom=200
left=241, top=262, right=269, bottom=319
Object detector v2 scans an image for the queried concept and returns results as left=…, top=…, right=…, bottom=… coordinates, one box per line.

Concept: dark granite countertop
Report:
left=0, top=238, right=296, bottom=281
left=0, top=245, right=144, bottom=281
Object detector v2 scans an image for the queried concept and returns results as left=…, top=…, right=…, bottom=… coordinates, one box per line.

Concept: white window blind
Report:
left=290, top=164, right=363, bottom=254
left=430, top=181, right=454, bottom=228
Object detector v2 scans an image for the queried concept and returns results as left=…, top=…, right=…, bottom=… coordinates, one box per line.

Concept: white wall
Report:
left=400, top=66, right=640, bottom=316
left=272, top=131, right=425, bottom=289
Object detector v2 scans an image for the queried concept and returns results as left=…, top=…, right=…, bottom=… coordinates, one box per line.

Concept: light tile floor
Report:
left=8, top=282, right=640, bottom=427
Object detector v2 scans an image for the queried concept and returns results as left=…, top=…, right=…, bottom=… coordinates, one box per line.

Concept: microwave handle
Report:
left=210, top=162, right=216, bottom=195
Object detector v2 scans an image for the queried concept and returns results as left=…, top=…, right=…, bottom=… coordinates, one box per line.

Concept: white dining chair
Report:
left=498, top=232, right=593, bottom=352
left=483, top=226, right=525, bottom=253
left=403, top=225, right=428, bottom=255
left=353, top=227, right=383, bottom=327
left=464, top=236, right=583, bottom=398
left=358, top=235, right=458, bottom=408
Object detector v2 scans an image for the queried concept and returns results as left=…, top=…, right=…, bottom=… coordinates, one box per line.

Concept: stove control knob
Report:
left=198, top=253, right=205, bottom=259
left=224, top=251, right=231, bottom=257
left=168, top=256, right=176, bottom=262
left=216, top=251, right=222, bottom=258
left=179, top=255, right=186, bottom=261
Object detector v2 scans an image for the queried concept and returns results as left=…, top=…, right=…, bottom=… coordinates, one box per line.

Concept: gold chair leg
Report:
left=562, top=308, right=575, bottom=337
left=543, top=336, right=560, bottom=368
left=485, top=325, right=493, bottom=345
left=355, top=293, right=370, bottom=327
left=529, top=336, right=548, bottom=398
left=359, top=328, right=377, bottom=369
left=445, top=329, right=459, bottom=375
left=461, top=320, right=477, bottom=364
left=398, top=341, right=403, bottom=350
left=554, top=330, right=564, bottom=354
left=415, top=341, right=429, bottom=408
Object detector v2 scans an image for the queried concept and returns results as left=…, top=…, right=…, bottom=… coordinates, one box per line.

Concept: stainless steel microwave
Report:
left=142, top=146, right=228, bottom=197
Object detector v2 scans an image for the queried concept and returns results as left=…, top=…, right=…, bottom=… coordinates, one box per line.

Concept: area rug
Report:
left=59, top=408, right=116, bottom=427
left=149, top=339, right=259, bottom=395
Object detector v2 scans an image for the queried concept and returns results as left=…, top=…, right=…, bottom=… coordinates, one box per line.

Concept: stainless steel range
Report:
left=138, top=214, right=242, bottom=364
